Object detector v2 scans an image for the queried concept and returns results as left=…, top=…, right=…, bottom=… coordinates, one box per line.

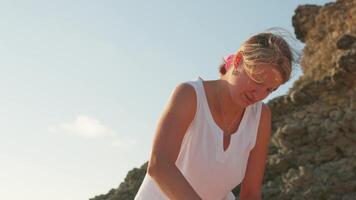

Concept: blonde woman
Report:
left=135, top=29, right=297, bottom=200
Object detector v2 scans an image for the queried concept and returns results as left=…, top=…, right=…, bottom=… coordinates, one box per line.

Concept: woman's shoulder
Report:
left=172, top=82, right=197, bottom=102
left=166, top=82, right=197, bottom=119
left=162, top=82, right=197, bottom=131
left=255, top=103, right=272, bottom=136
left=172, top=77, right=204, bottom=102
left=260, top=103, right=271, bottom=119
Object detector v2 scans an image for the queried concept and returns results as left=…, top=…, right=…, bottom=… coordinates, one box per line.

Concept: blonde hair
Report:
left=219, top=28, right=299, bottom=84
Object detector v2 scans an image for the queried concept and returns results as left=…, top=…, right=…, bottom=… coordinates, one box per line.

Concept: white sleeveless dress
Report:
left=135, top=77, right=263, bottom=200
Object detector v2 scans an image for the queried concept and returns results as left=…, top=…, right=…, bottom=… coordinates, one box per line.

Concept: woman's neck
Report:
left=216, top=79, right=245, bottom=114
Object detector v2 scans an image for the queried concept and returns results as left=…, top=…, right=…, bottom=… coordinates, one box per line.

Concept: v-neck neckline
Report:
left=198, top=77, right=249, bottom=153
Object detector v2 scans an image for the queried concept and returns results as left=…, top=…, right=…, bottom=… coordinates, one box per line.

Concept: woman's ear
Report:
left=232, top=52, right=244, bottom=76
left=233, top=51, right=243, bottom=69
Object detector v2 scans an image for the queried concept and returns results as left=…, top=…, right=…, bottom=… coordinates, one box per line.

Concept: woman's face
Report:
left=227, top=62, right=283, bottom=107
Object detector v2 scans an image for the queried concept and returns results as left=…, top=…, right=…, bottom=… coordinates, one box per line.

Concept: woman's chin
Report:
left=242, top=94, right=254, bottom=105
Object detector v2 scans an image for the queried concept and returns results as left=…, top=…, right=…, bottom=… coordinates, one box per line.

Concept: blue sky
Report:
left=0, top=0, right=332, bottom=199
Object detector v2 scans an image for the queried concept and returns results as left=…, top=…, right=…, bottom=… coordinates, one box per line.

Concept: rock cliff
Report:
left=264, top=0, right=356, bottom=199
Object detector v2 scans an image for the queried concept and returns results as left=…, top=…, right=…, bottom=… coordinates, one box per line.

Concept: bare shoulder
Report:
left=153, top=82, right=198, bottom=140
left=166, top=82, right=197, bottom=121
left=260, top=103, right=272, bottom=122
left=251, top=103, right=272, bottom=150
left=147, top=82, right=197, bottom=173
left=257, top=103, right=272, bottom=139
left=171, top=82, right=196, bottom=104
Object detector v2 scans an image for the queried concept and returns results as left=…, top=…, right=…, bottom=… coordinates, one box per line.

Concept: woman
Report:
left=135, top=30, right=295, bottom=200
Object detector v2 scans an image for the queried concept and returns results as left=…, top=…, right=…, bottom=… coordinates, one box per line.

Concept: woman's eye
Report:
left=256, top=81, right=264, bottom=86
left=254, top=81, right=275, bottom=93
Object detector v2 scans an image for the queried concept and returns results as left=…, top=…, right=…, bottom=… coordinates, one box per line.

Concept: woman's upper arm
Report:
left=147, top=83, right=197, bottom=174
left=239, top=103, right=272, bottom=198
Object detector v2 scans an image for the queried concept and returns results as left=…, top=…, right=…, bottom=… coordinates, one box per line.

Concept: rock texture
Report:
left=91, top=0, right=356, bottom=199
left=90, top=162, right=148, bottom=200
left=264, top=0, right=356, bottom=199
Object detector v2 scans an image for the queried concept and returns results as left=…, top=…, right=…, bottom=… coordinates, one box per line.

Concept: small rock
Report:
left=336, top=34, right=356, bottom=50
left=328, top=109, right=343, bottom=120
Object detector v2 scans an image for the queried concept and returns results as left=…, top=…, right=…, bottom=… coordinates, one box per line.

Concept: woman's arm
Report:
left=239, top=103, right=272, bottom=200
left=147, top=83, right=202, bottom=200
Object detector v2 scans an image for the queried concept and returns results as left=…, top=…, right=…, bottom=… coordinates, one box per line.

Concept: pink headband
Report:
left=224, top=53, right=242, bottom=71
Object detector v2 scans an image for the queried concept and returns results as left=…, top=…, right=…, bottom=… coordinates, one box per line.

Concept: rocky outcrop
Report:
left=264, top=0, right=356, bottom=199
left=90, top=163, right=147, bottom=200
left=91, top=0, right=355, bottom=199
left=292, top=0, right=355, bottom=84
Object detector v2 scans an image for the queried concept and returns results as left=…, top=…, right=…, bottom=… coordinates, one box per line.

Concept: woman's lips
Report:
left=244, top=94, right=254, bottom=104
